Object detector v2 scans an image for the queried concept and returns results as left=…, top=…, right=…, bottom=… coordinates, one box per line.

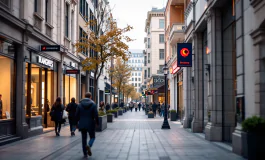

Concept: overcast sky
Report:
left=109, top=0, right=166, bottom=50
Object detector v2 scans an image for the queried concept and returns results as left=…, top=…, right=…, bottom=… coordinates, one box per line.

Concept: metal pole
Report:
left=162, top=63, right=170, bottom=129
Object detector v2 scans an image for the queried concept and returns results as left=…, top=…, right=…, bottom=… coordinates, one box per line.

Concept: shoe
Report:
left=83, top=154, right=88, bottom=158
left=56, top=132, right=59, bottom=136
left=86, top=145, right=92, bottom=156
left=73, top=132, right=75, bottom=136
left=57, top=133, right=60, bottom=136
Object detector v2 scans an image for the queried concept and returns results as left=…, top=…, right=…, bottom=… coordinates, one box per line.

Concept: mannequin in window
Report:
left=0, top=94, right=2, bottom=119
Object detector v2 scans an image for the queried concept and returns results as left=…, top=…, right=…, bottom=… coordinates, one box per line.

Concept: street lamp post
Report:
left=161, top=62, right=170, bottom=129
left=104, top=76, right=107, bottom=103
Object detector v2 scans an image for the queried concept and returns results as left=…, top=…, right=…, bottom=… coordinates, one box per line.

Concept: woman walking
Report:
left=66, top=97, right=78, bottom=136
left=51, top=97, right=65, bottom=136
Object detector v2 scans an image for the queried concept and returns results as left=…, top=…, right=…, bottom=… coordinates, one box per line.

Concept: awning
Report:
left=105, top=83, right=116, bottom=94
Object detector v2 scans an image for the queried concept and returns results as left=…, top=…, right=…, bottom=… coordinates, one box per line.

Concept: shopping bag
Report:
left=63, top=110, right=68, bottom=119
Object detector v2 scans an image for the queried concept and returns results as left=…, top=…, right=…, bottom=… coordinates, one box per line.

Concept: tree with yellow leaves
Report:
left=109, top=58, right=131, bottom=106
left=123, top=84, right=135, bottom=103
left=75, top=1, right=133, bottom=103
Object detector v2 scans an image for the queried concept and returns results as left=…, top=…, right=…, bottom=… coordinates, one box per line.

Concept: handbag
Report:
left=63, top=110, right=68, bottom=119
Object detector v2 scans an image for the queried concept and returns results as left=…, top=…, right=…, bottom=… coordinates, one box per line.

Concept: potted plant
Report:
left=148, top=111, right=154, bottom=118
left=242, top=116, right=265, bottom=160
left=106, top=111, right=114, bottom=123
left=170, top=110, right=177, bottom=121
left=118, top=108, right=123, bottom=116
left=110, top=109, right=118, bottom=118
left=96, top=111, right=107, bottom=132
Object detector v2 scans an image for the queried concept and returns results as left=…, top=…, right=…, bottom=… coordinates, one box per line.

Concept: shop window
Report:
left=64, top=74, right=77, bottom=105
left=0, top=56, right=14, bottom=120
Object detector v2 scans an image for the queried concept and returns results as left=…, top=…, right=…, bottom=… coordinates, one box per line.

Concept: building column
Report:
left=16, top=43, right=29, bottom=139
left=204, top=8, right=223, bottom=141
left=58, top=56, right=64, bottom=98
left=191, top=32, right=204, bottom=133
left=183, top=67, right=192, bottom=128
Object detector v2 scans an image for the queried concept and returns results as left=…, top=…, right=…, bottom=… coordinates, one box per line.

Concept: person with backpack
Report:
left=76, top=92, right=99, bottom=157
left=50, top=97, right=65, bottom=136
left=66, top=97, right=78, bottom=136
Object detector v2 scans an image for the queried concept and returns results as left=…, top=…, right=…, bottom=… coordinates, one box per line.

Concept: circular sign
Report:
left=180, top=48, right=190, bottom=57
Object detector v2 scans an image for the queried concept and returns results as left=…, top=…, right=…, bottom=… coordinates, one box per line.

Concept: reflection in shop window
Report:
left=0, top=56, right=14, bottom=120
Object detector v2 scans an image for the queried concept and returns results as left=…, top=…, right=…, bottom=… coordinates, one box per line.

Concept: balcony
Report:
left=168, top=0, right=184, bottom=6
left=169, top=23, right=185, bottom=44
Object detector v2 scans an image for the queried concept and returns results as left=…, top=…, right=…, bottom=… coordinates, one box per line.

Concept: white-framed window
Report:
left=159, top=34, right=164, bottom=43
left=159, top=19, right=165, bottom=29
left=159, top=49, right=164, bottom=59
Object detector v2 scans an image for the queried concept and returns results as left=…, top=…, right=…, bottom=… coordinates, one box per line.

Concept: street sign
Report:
left=40, top=45, right=61, bottom=52
left=65, top=70, right=80, bottom=74
left=177, top=43, right=192, bottom=67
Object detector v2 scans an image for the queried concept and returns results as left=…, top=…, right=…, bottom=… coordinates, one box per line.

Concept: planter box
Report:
left=123, top=109, right=125, bottom=113
left=96, top=115, right=107, bottom=132
left=107, top=114, right=114, bottom=123
left=112, top=111, right=118, bottom=118
left=148, top=114, right=154, bottom=118
left=247, top=132, right=265, bottom=160
left=170, top=112, right=177, bottom=121
left=118, top=110, right=123, bottom=116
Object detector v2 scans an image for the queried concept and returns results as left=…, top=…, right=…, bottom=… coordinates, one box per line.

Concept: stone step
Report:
left=0, top=135, right=21, bottom=146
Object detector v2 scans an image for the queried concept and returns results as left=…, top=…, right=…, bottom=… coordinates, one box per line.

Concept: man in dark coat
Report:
left=66, top=97, right=78, bottom=136
left=152, top=102, right=158, bottom=117
left=76, top=92, right=99, bottom=157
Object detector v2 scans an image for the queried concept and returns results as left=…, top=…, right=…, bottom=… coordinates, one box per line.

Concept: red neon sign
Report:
left=180, top=48, right=190, bottom=57
left=172, top=61, right=180, bottom=74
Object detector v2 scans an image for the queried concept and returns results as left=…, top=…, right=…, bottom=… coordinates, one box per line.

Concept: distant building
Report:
left=128, top=50, right=144, bottom=93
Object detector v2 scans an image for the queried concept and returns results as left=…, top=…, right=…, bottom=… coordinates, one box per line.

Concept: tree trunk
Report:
left=93, top=77, right=98, bottom=108
left=118, top=86, right=120, bottom=107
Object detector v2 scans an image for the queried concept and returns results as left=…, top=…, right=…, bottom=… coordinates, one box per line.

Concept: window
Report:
left=159, top=65, right=164, bottom=73
left=144, top=56, right=147, bottom=66
left=65, top=3, right=69, bottom=37
left=148, top=68, right=150, bottom=77
left=159, top=34, right=164, bottom=43
left=144, top=70, right=147, bottom=79
left=159, top=49, right=164, bottom=59
left=148, top=38, right=150, bottom=48
left=0, top=55, right=15, bottom=120
left=138, top=60, right=140, bottom=63
left=138, top=78, right=141, bottom=81
left=85, top=2, right=88, bottom=21
left=148, top=53, right=150, bottom=63
left=132, top=73, right=134, bottom=76
left=138, top=83, right=141, bottom=87
left=147, top=27, right=150, bottom=34
left=159, top=19, right=165, bottom=29
left=79, top=27, right=88, bottom=56
left=129, top=60, right=131, bottom=63
left=132, top=78, right=134, bottom=81
left=138, top=73, right=141, bottom=76
left=132, top=60, right=134, bottom=63
left=34, top=0, right=38, bottom=12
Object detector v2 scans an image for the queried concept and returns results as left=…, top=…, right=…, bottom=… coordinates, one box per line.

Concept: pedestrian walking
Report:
left=105, top=103, right=111, bottom=112
left=50, top=97, right=65, bottom=136
left=76, top=92, right=99, bottom=157
left=134, top=102, right=138, bottom=112
left=129, top=102, right=133, bottom=112
left=120, top=100, right=124, bottom=108
left=66, top=97, right=78, bottom=136
left=99, top=101, right=105, bottom=111
left=161, top=103, right=165, bottom=117
left=138, top=102, right=141, bottom=111
left=152, top=102, right=158, bottom=117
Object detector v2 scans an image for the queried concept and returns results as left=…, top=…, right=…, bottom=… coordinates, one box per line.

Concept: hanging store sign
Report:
left=171, top=61, right=180, bottom=74
left=37, top=56, right=53, bottom=68
left=65, top=70, right=80, bottom=74
left=105, top=89, right=110, bottom=94
left=177, top=43, right=192, bottom=67
left=40, top=45, right=61, bottom=52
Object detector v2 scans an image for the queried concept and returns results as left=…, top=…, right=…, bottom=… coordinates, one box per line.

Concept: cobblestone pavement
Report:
left=0, top=110, right=245, bottom=160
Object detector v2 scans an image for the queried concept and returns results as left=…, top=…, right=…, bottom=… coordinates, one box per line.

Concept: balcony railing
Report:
left=169, top=23, right=185, bottom=41
left=195, top=0, right=207, bottom=24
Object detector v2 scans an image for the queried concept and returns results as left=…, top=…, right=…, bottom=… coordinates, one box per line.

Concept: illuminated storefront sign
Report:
left=37, top=56, right=53, bottom=68
left=177, top=43, right=192, bottom=67
left=171, top=61, right=180, bottom=74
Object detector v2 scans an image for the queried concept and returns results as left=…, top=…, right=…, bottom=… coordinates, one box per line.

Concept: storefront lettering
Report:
left=37, top=56, right=53, bottom=68
left=172, top=61, right=180, bottom=74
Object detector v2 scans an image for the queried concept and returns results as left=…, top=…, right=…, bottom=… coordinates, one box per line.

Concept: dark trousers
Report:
left=152, top=109, right=156, bottom=117
left=135, top=108, right=137, bottom=112
left=130, top=107, right=133, bottom=112
left=69, top=119, right=76, bottom=132
left=81, top=129, right=96, bottom=155
left=55, top=121, right=61, bottom=133
left=138, top=107, right=141, bottom=111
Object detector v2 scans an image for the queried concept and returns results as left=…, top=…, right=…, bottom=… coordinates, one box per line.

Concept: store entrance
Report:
left=26, top=64, right=55, bottom=128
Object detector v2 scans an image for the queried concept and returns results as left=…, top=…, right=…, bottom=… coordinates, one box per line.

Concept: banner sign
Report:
left=105, top=89, right=110, bottom=94
left=177, top=43, right=192, bottom=67
left=40, top=45, right=61, bottom=52
left=65, top=70, right=80, bottom=74
left=171, top=61, right=180, bottom=74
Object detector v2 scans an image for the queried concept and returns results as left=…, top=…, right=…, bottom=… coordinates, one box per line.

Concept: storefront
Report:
left=63, top=62, right=78, bottom=106
left=24, top=53, right=58, bottom=130
left=177, top=71, right=183, bottom=120
left=0, top=39, right=16, bottom=136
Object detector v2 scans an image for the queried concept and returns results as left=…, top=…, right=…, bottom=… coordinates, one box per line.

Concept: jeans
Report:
left=161, top=110, right=164, bottom=117
left=130, top=107, right=133, bottom=112
left=69, top=119, right=76, bottom=132
left=55, top=121, right=61, bottom=133
left=81, top=129, right=96, bottom=155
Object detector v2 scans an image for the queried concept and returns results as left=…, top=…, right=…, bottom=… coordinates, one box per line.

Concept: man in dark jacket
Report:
left=76, top=92, right=99, bottom=157
left=66, top=97, right=78, bottom=136
left=152, top=102, right=158, bottom=117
